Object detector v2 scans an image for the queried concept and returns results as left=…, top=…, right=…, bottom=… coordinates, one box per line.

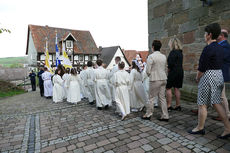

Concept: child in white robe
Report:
left=52, top=69, right=65, bottom=103
left=67, top=68, right=81, bottom=104
left=129, top=60, right=148, bottom=111
left=142, top=64, right=149, bottom=99
left=94, top=60, right=112, bottom=109
left=85, top=61, right=96, bottom=104
left=62, top=68, right=71, bottom=99
left=113, top=62, right=130, bottom=120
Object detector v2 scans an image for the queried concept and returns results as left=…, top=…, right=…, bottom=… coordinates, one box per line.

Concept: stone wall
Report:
left=0, top=68, right=29, bottom=81
left=148, top=0, right=230, bottom=100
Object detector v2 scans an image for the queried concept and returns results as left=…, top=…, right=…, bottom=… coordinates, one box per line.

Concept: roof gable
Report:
left=100, top=46, right=130, bottom=67
left=100, top=46, right=119, bottom=66
left=26, top=24, right=99, bottom=55
left=63, top=33, right=77, bottom=41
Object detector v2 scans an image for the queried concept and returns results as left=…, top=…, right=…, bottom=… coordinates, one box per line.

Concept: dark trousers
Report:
left=31, top=81, right=36, bottom=91
left=39, top=83, right=44, bottom=96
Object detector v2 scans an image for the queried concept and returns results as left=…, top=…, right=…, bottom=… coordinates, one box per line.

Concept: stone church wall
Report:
left=148, top=0, right=230, bottom=100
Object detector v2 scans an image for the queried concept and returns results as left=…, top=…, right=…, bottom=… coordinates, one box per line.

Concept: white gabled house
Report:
left=99, top=46, right=130, bottom=70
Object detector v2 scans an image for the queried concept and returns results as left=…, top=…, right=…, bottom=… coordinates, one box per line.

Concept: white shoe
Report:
left=139, top=107, right=144, bottom=112
left=121, top=115, right=126, bottom=121
left=131, top=108, right=138, bottom=112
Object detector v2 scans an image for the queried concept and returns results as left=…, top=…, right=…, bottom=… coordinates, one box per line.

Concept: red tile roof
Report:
left=26, top=24, right=99, bottom=55
left=138, top=51, right=149, bottom=63
left=122, top=50, right=149, bottom=64
left=122, top=50, right=137, bottom=65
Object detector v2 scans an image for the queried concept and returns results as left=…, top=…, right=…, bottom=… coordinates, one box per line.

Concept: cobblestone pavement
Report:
left=0, top=91, right=230, bottom=153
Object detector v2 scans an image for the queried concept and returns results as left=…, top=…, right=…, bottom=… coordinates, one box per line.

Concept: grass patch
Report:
left=0, top=56, right=27, bottom=68
left=0, top=89, right=26, bottom=98
left=0, top=80, right=26, bottom=98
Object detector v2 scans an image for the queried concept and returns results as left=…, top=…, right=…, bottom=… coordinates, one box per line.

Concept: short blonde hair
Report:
left=168, top=37, right=183, bottom=51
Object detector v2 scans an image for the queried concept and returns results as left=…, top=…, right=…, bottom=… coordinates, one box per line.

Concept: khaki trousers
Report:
left=222, top=84, right=230, bottom=118
left=146, top=80, right=169, bottom=119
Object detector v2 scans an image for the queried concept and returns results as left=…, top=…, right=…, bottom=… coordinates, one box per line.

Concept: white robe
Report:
left=130, top=69, right=147, bottom=109
left=79, top=70, right=88, bottom=98
left=109, top=64, right=119, bottom=101
left=42, top=71, right=53, bottom=97
left=67, top=75, right=81, bottom=103
left=52, top=74, right=65, bottom=103
left=85, top=67, right=96, bottom=102
left=94, top=66, right=112, bottom=107
left=142, top=67, right=149, bottom=99
left=142, top=67, right=158, bottom=106
left=62, top=73, right=71, bottom=99
left=113, top=70, right=130, bottom=116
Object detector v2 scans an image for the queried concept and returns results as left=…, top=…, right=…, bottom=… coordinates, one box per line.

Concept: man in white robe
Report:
left=94, top=60, right=112, bottom=109
left=85, top=61, right=96, bottom=104
left=42, top=67, right=53, bottom=99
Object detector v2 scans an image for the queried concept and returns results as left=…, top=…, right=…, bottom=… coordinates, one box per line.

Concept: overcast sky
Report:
left=0, top=0, right=148, bottom=58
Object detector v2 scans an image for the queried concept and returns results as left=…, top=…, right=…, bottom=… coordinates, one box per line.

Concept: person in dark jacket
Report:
left=37, top=67, right=44, bottom=96
left=166, top=37, right=184, bottom=111
left=213, top=29, right=230, bottom=121
left=29, top=70, right=36, bottom=91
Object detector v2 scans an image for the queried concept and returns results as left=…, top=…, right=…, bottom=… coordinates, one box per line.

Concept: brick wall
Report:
left=148, top=0, right=230, bottom=85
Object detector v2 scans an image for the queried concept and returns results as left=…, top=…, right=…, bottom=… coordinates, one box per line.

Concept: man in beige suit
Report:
left=142, top=40, right=169, bottom=121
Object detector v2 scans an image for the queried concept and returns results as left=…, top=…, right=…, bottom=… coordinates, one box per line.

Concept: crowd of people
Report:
left=29, top=23, right=230, bottom=139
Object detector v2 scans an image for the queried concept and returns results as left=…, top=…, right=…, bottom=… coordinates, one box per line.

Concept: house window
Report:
left=40, top=54, right=45, bottom=60
left=66, top=40, right=73, bottom=48
left=74, top=55, right=79, bottom=60
left=85, top=55, right=88, bottom=61
left=93, top=55, right=97, bottom=61
left=79, top=55, right=83, bottom=61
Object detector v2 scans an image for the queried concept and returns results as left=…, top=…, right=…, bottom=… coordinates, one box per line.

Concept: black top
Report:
left=167, top=49, right=183, bottom=71
left=37, top=70, right=44, bottom=84
left=198, top=42, right=224, bottom=73
left=29, top=72, right=36, bottom=82
left=166, top=49, right=184, bottom=89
